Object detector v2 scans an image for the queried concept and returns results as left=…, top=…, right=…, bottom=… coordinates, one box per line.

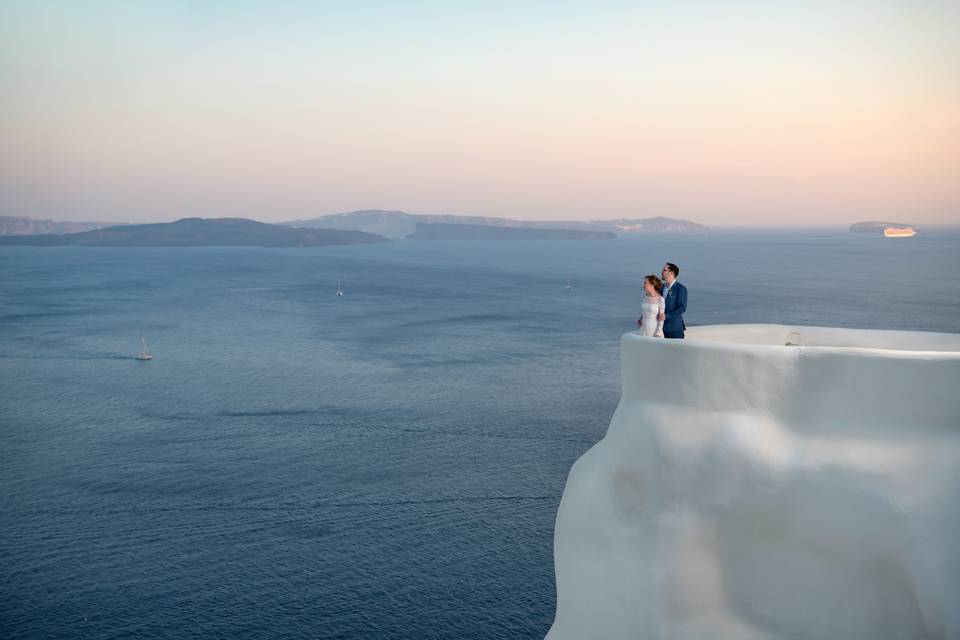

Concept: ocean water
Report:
left=2, top=231, right=959, bottom=639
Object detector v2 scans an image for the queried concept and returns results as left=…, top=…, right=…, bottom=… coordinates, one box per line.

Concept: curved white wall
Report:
left=547, top=325, right=960, bottom=640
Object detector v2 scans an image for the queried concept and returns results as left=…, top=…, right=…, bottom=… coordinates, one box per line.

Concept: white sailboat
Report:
left=135, top=336, right=152, bottom=361
left=336, top=280, right=344, bottom=297
left=565, top=277, right=573, bottom=290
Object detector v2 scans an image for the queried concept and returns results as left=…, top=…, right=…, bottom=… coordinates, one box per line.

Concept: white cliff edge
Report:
left=547, top=325, right=960, bottom=640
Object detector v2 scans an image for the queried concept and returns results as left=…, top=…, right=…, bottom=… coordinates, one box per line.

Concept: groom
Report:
left=659, top=262, right=687, bottom=339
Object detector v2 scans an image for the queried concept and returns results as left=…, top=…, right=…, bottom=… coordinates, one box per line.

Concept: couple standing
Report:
left=637, top=262, right=687, bottom=339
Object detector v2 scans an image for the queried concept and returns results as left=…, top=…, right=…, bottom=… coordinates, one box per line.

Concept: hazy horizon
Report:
left=5, top=209, right=960, bottom=231
left=2, top=1, right=958, bottom=227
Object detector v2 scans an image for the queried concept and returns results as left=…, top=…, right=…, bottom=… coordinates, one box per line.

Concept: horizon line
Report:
left=3, top=212, right=956, bottom=231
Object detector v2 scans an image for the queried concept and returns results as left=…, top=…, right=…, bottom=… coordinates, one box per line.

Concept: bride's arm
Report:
left=656, top=298, right=665, bottom=337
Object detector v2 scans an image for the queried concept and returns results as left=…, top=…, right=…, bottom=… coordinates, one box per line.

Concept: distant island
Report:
left=0, top=211, right=707, bottom=245
left=284, top=209, right=708, bottom=239
left=407, top=222, right=617, bottom=241
left=0, top=217, right=388, bottom=247
left=594, top=216, right=711, bottom=234
left=0, top=215, right=122, bottom=235
left=850, top=221, right=918, bottom=234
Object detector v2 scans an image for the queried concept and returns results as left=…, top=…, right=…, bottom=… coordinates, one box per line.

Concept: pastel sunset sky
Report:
left=1, top=1, right=958, bottom=226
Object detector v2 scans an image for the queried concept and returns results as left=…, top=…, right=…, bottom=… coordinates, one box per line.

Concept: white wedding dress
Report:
left=639, top=295, right=665, bottom=337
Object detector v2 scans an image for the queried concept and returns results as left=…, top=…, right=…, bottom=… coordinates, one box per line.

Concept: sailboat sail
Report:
left=136, top=336, right=152, bottom=360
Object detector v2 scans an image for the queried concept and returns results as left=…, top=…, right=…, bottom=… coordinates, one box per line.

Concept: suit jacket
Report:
left=661, top=281, right=687, bottom=335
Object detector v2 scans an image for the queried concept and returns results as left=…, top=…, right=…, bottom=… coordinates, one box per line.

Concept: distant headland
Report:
left=0, top=217, right=388, bottom=247
left=850, top=221, right=918, bottom=234
left=407, top=222, right=616, bottom=241
left=0, top=215, right=121, bottom=236
left=284, top=210, right=708, bottom=239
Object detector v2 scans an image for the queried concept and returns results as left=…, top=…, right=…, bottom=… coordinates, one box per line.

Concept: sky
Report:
left=1, top=1, right=958, bottom=226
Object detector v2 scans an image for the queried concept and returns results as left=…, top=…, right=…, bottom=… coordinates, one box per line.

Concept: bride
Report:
left=637, top=274, right=665, bottom=337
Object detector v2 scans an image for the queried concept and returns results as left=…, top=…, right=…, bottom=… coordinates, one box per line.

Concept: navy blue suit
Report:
left=661, top=281, right=687, bottom=339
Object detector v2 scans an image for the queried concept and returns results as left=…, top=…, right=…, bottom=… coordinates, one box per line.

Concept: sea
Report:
left=2, top=231, right=959, bottom=640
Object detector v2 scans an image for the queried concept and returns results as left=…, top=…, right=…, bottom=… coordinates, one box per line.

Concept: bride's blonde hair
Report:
left=644, top=274, right=662, bottom=293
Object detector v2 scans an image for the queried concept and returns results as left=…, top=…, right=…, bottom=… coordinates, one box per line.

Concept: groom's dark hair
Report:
left=665, top=263, right=679, bottom=277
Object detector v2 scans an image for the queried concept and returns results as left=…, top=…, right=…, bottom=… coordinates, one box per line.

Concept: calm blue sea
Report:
left=2, top=232, right=959, bottom=639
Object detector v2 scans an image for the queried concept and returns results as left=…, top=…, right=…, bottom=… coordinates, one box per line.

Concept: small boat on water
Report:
left=336, top=280, right=344, bottom=297
left=135, top=336, right=152, bottom=361
left=565, top=277, right=573, bottom=290
left=884, top=227, right=917, bottom=238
